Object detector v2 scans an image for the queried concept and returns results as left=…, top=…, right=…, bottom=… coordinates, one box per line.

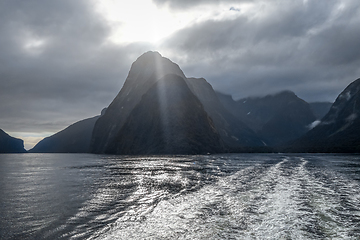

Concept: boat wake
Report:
left=72, top=156, right=360, bottom=240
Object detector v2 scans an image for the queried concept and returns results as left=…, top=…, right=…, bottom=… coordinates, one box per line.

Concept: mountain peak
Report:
left=275, top=90, right=296, bottom=97
left=136, top=51, right=163, bottom=61
left=91, top=51, right=186, bottom=153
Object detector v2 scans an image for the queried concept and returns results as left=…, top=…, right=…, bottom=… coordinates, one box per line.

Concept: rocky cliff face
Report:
left=289, top=78, right=360, bottom=152
left=106, top=74, right=225, bottom=154
left=217, top=91, right=316, bottom=146
left=29, top=115, right=100, bottom=153
left=91, top=52, right=186, bottom=153
left=0, top=129, right=26, bottom=153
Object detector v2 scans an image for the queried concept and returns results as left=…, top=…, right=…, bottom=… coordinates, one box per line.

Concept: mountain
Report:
left=217, top=91, right=316, bottom=146
left=216, top=92, right=238, bottom=114
left=288, top=78, right=360, bottom=152
left=29, top=114, right=100, bottom=153
left=91, top=51, right=263, bottom=154
left=0, top=129, right=26, bottom=153
left=106, top=74, right=225, bottom=154
left=91, top=51, right=187, bottom=153
left=309, top=102, right=333, bottom=120
left=187, top=78, right=263, bottom=148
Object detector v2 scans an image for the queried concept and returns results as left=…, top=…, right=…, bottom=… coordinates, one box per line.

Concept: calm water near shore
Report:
left=0, top=153, right=359, bottom=239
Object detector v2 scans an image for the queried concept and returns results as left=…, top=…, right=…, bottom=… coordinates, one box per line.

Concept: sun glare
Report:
left=95, top=0, right=189, bottom=44
left=94, top=0, right=248, bottom=45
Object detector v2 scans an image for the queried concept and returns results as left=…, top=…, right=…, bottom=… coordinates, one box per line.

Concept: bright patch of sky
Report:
left=9, top=132, right=53, bottom=150
left=94, top=0, right=250, bottom=45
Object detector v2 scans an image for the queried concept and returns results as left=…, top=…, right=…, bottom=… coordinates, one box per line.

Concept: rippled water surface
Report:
left=1, top=153, right=360, bottom=239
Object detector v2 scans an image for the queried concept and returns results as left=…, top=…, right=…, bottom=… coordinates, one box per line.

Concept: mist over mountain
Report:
left=289, top=78, right=360, bottom=152
left=106, top=74, right=224, bottom=154
left=0, top=129, right=26, bottom=153
left=29, top=114, right=101, bottom=153
left=217, top=91, right=316, bottom=146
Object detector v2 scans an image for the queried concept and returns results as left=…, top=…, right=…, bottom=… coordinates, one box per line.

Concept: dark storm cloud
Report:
left=162, top=0, right=360, bottom=102
left=0, top=0, right=151, bottom=133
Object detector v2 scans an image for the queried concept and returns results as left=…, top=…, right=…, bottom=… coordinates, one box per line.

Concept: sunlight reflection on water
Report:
left=1, top=154, right=360, bottom=239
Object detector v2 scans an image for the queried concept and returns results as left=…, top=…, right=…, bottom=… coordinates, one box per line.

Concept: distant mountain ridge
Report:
left=217, top=91, right=316, bottom=146
left=288, top=78, right=360, bottom=152
left=186, top=78, right=263, bottom=148
left=0, top=129, right=26, bottom=153
left=29, top=114, right=101, bottom=153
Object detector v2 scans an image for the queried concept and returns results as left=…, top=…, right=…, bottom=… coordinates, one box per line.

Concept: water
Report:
left=0, top=154, right=359, bottom=239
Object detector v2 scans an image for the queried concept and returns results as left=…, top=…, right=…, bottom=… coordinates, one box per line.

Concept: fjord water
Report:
left=0, top=154, right=359, bottom=239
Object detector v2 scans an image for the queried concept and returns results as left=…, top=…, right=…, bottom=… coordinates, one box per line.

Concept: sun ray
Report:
left=154, top=55, right=171, bottom=152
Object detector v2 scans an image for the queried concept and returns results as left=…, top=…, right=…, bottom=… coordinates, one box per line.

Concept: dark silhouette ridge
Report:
left=29, top=115, right=100, bottom=153
left=106, top=74, right=225, bottom=154
left=0, top=129, right=26, bottom=153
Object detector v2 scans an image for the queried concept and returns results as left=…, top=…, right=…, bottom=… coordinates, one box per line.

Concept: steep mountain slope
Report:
left=289, top=78, right=360, bottom=152
left=91, top=52, right=264, bottom=154
left=217, top=91, right=316, bottom=146
left=309, top=102, right=333, bottom=120
left=91, top=51, right=186, bottom=153
left=215, top=91, right=238, bottom=114
left=0, top=129, right=26, bottom=153
left=257, top=96, right=316, bottom=146
left=30, top=115, right=100, bottom=153
left=106, top=74, right=225, bottom=154
left=186, top=78, right=264, bottom=148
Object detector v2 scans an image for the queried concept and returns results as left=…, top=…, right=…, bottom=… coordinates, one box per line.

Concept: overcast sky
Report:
left=1, top=0, right=360, bottom=149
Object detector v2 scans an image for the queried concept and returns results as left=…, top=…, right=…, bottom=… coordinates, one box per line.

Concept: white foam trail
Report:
left=93, top=157, right=360, bottom=239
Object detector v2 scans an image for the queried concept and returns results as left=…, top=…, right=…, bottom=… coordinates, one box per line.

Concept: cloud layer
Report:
left=159, top=0, right=360, bottom=100
left=0, top=0, right=151, bottom=135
